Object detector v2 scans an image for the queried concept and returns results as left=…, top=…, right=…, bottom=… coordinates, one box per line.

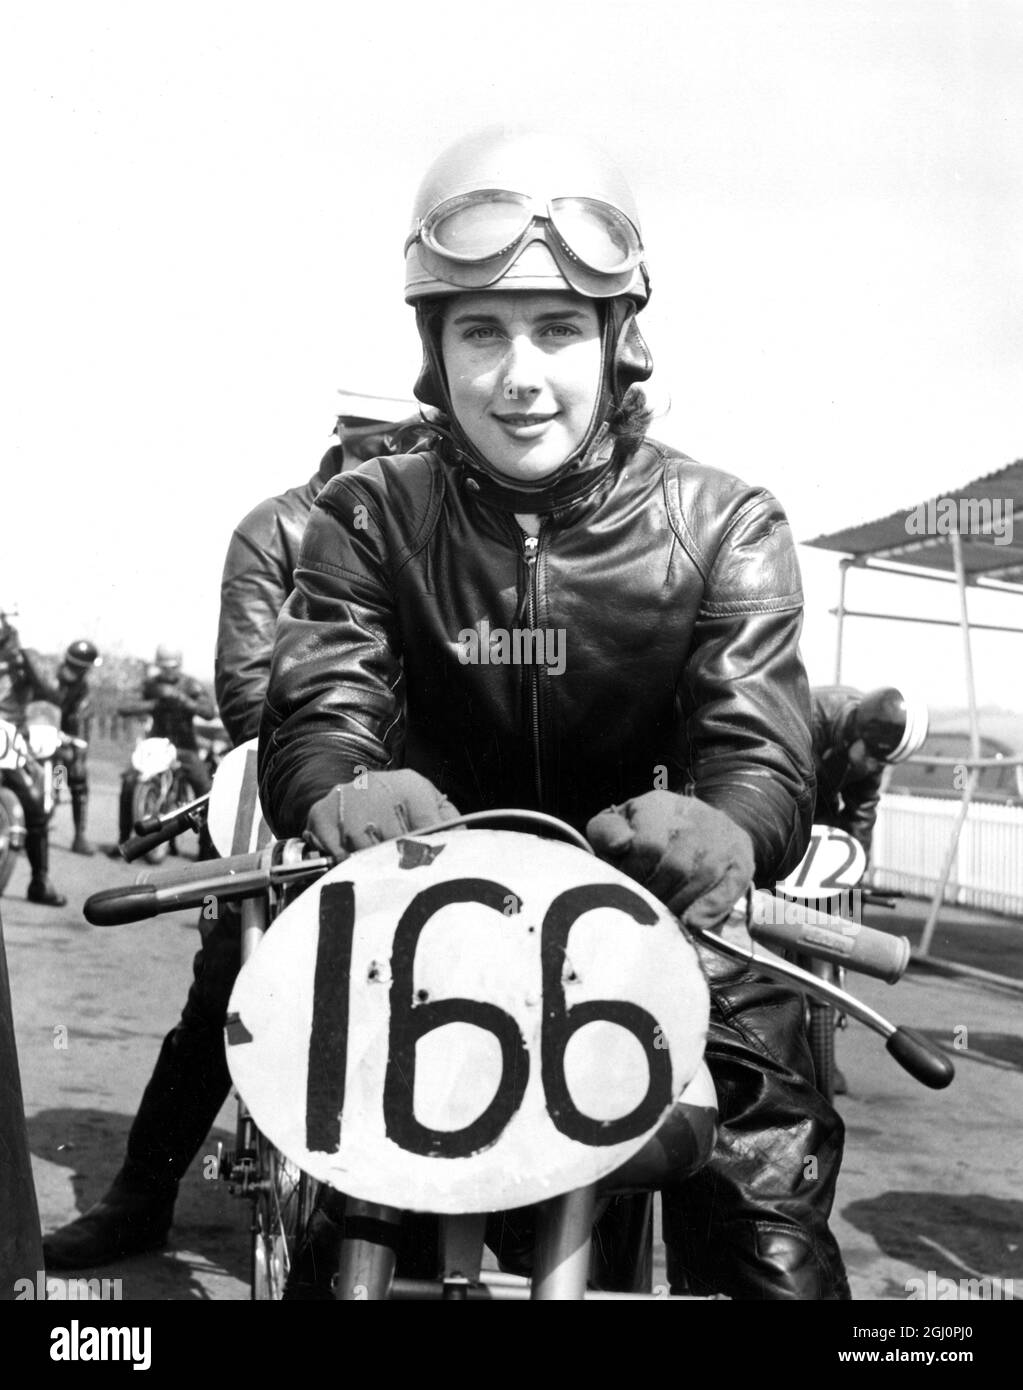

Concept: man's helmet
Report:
left=853, top=689, right=929, bottom=763
left=64, top=639, right=101, bottom=671
left=404, top=127, right=654, bottom=501
left=155, top=645, right=182, bottom=670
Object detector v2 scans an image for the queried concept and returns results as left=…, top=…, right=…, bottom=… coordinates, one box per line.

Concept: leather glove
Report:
left=304, top=769, right=461, bottom=861
left=586, top=791, right=755, bottom=929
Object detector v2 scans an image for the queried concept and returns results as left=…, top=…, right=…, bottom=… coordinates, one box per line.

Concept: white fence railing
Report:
left=870, top=793, right=1023, bottom=917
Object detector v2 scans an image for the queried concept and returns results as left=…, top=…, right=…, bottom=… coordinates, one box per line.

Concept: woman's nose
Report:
left=500, top=335, right=545, bottom=400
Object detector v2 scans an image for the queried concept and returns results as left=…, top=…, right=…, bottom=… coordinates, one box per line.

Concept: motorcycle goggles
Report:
left=405, top=190, right=645, bottom=294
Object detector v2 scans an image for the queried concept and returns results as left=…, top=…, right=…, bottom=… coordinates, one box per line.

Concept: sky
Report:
left=3, top=0, right=1022, bottom=712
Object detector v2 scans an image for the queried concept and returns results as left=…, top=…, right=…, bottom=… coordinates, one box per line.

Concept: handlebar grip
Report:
left=121, top=822, right=188, bottom=862
left=85, top=885, right=160, bottom=926
left=749, top=893, right=911, bottom=983
left=886, top=1027, right=955, bottom=1088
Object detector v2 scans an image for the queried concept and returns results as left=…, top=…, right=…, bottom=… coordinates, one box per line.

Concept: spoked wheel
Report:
left=807, top=998, right=837, bottom=1104
left=251, top=1134, right=318, bottom=1301
left=0, top=792, right=22, bottom=895
left=132, top=777, right=173, bottom=864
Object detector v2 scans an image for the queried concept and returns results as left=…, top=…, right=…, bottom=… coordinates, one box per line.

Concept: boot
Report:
left=71, top=790, right=95, bottom=856
left=43, top=1172, right=175, bottom=1270
left=26, top=827, right=67, bottom=907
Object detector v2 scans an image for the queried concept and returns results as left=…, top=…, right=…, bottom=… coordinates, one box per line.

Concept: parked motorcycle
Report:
left=0, top=702, right=87, bottom=896
left=85, top=742, right=954, bottom=1300
left=116, top=706, right=229, bottom=862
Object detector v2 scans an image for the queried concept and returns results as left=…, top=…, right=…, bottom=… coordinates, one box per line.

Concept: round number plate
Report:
left=226, top=828, right=709, bottom=1214
left=776, top=824, right=866, bottom=900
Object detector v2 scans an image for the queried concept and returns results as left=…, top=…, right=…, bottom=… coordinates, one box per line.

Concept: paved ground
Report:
left=3, top=743, right=1022, bottom=1301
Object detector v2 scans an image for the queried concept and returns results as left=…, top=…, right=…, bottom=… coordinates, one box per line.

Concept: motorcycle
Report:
left=0, top=702, right=86, bottom=896
left=85, top=742, right=954, bottom=1300
left=116, top=706, right=229, bottom=863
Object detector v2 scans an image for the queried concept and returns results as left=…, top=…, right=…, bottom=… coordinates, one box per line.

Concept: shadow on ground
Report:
left=28, top=1106, right=247, bottom=1299
left=842, top=1190, right=1023, bottom=1297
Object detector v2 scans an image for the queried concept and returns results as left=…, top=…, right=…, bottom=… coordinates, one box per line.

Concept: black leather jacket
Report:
left=215, top=464, right=333, bottom=748
left=811, top=685, right=884, bottom=856
left=216, top=424, right=429, bottom=748
left=259, top=438, right=815, bottom=884
left=142, top=672, right=215, bottom=750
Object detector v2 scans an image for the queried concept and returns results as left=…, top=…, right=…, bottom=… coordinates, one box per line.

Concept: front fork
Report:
left=218, top=895, right=269, bottom=1199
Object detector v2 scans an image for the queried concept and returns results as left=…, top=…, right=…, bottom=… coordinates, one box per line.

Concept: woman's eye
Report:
left=542, top=323, right=579, bottom=339
left=466, top=325, right=499, bottom=341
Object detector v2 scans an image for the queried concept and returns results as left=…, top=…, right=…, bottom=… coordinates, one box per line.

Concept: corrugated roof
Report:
left=803, top=458, right=1023, bottom=584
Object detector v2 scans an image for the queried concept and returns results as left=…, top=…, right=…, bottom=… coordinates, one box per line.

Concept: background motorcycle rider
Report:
left=42, top=414, right=423, bottom=1270
left=54, top=639, right=103, bottom=856
left=142, top=645, right=216, bottom=798
left=257, top=127, right=850, bottom=1300
left=0, top=611, right=67, bottom=906
left=812, top=685, right=929, bottom=861
left=117, top=646, right=217, bottom=843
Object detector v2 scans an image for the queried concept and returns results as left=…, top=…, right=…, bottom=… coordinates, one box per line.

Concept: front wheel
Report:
left=0, top=790, right=23, bottom=896
left=131, top=775, right=173, bottom=864
left=807, top=998, right=837, bottom=1104
left=251, top=1134, right=318, bottom=1300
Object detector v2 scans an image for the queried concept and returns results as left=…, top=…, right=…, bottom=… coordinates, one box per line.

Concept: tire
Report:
left=170, top=774, right=199, bottom=859
left=808, top=998, right=836, bottom=1104
left=251, top=1134, right=318, bottom=1301
left=0, top=791, right=23, bottom=896
left=132, top=777, right=172, bottom=865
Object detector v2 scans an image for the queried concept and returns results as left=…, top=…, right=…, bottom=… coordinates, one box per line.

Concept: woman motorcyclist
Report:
left=258, top=127, right=850, bottom=1299
left=0, top=613, right=66, bottom=905
left=55, top=639, right=102, bottom=856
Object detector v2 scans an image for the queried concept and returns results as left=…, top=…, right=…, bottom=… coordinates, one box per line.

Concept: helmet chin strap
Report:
left=413, top=299, right=650, bottom=514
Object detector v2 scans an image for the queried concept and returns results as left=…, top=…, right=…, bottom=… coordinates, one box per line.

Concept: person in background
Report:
left=811, top=686, right=929, bottom=862
left=142, top=646, right=217, bottom=798
left=54, top=639, right=102, bottom=856
left=809, top=684, right=928, bottom=1096
left=0, top=611, right=67, bottom=905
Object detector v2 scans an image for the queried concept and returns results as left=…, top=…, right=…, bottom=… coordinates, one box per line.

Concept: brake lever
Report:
left=686, top=922, right=954, bottom=1091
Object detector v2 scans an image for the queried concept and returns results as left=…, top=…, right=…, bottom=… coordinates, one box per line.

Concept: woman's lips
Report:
left=493, top=412, right=557, bottom=438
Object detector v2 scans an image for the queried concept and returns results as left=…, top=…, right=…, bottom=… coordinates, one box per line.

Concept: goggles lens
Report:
left=415, top=191, right=643, bottom=274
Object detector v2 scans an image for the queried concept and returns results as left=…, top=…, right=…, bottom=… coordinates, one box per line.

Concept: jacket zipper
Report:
left=521, top=529, right=544, bottom=806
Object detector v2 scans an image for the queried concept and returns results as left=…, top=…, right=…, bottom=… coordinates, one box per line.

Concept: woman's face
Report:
left=440, top=291, right=602, bottom=481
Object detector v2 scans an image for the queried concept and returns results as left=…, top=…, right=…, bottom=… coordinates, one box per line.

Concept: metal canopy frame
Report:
left=803, top=459, right=1023, bottom=954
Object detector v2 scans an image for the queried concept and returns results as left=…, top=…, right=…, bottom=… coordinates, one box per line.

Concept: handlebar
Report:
left=119, top=793, right=210, bottom=862
left=85, top=839, right=331, bottom=924
left=83, top=813, right=954, bottom=1092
